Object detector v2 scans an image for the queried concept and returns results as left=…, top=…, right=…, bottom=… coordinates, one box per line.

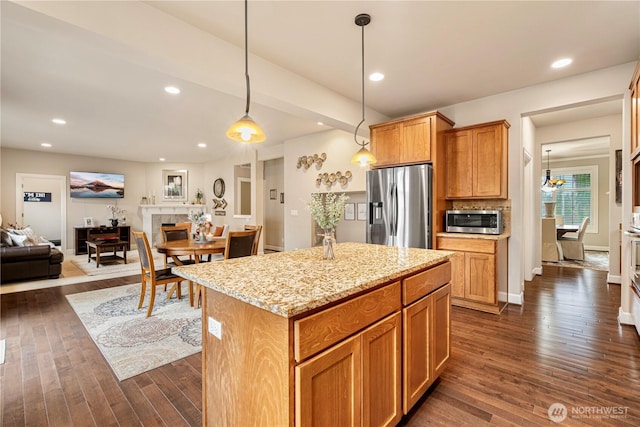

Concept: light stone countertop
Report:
left=172, top=242, right=453, bottom=318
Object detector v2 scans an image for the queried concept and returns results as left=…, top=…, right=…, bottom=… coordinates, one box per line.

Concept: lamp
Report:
left=226, top=0, right=266, bottom=143
left=541, top=149, right=565, bottom=192
left=350, top=13, right=377, bottom=167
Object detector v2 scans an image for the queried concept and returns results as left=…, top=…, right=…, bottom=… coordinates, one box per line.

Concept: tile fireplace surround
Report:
left=140, top=204, right=207, bottom=245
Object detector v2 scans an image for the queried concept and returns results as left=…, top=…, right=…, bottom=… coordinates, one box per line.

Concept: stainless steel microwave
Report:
left=445, top=210, right=503, bottom=235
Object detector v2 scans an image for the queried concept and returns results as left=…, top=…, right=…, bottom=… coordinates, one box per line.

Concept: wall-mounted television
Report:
left=70, top=171, right=124, bottom=198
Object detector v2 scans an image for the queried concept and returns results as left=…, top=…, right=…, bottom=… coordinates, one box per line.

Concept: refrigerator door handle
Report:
left=391, top=183, right=398, bottom=237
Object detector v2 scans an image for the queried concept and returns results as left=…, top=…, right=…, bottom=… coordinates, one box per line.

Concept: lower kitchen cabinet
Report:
left=296, top=312, right=402, bottom=427
left=402, top=283, right=451, bottom=412
left=437, top=235, right=508, bottom=314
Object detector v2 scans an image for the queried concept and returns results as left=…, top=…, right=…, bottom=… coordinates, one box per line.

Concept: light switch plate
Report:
left=290, top=209, right=299, bottom=216
left=208, top=316, right=222, bottom=340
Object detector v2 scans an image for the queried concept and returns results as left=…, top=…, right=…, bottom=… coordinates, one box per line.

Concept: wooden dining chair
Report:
left=243, top=224, right=263, bottom=255
left=225, top=230, right=258, bottom=259
left=161, top=224, right=196, bottom=268
left=132, top=231, right=193, bottom=317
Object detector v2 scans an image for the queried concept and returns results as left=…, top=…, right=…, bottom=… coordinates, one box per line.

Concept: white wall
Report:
left=438, top=61, right=635, bottom=306
left=283, top=129, right=367, bottom=251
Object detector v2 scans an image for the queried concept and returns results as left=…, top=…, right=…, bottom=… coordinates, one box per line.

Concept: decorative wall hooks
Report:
left=297, top=153, right=326, bottom=169
left=316, top=171, right=352, bottom=189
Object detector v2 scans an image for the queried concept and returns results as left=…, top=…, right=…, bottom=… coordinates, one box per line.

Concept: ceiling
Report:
left=1, top=1, right=639, bottom=163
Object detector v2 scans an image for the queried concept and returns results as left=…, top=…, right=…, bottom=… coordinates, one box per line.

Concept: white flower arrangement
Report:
left=306, top=192, right=349, bottom=231
left=188, top=211, right=207, bottom=226
left=106, top=204, right=124, bottom=219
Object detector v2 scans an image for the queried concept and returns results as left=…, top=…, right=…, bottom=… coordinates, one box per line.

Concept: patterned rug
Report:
left=542, top=250, right=609, bottom=271
left=66, top=283, right=201, bottom=380
left=70, top=250, right=164, bottom=276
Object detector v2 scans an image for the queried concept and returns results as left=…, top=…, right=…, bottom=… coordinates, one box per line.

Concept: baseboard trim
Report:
left=532, top=267, right=542, bottom=276
left=618, top=307, right=634, bottom=325
left=508, top=291, right=523, bottom=305
left=585, top=245, right=609, bottom=252
left=607, top=274, right=622, bottom=284
left=264, top=245, right=284, bottom=252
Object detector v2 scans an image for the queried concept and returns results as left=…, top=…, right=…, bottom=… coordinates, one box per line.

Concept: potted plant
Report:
left=195, top=188, right=204, bottom=204
left=306, top=192, right=348, bottom=260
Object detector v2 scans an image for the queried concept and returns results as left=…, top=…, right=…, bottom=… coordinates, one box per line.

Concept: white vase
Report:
left=544, top=201, right=556, bottom=218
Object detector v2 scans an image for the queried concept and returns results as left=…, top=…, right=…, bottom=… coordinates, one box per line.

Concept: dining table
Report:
left=155, top=237, right=226, bottom=265
left=556, top=224, right=579, bottom=239
left=155, top=238, right=226, bottom=307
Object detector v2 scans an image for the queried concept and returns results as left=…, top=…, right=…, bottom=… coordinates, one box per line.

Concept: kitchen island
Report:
left=174, top=242, right=453, bottom=427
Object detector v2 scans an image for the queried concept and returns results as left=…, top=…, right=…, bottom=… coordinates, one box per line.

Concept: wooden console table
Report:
left=74, top=225, right=131, bottom=255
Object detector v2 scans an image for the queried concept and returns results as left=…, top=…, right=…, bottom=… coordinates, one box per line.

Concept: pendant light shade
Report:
left=350, top=13, right=376, bottom=167
left=226, top=0, right=265, bottom=143
left=541, top=149, right=565, bottom=192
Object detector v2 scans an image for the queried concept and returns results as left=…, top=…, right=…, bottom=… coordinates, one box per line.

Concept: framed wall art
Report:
left=357, top=203, right=367, bottom=221
left=344, top=203, right=355, bottom=221
left=162, top=170, right=188, bottom=202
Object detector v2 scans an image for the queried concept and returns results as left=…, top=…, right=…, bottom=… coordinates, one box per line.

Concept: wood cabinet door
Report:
left=472, top=125, right=504, bottom=198
left=431, top=284, right=451, bottom=378
left=361, top=313, right=402, bottom=427
left=445, top=130, right=473, bottom=198
left=371, top=123, right=401, bottom=167
left=465, top=252, right=496, bottom=304
left=402, top=295, right=433, bottom=413
left=295, top=334, right=361, bottom=427
left=448, top=251, right=465, bottom=298
left=401, top=116, right=431, bottom=163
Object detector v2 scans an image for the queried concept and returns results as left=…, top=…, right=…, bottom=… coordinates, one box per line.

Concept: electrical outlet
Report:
left=208, top=316, right=222, bottom=340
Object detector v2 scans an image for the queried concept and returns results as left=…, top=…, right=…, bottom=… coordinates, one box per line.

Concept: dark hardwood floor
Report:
left=1, top=266, right=639, bottom=426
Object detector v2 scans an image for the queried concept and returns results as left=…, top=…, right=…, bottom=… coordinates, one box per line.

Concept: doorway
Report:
left=15, top=173, right=67, bottom=250
left=263, top=158, right=284, bottom=252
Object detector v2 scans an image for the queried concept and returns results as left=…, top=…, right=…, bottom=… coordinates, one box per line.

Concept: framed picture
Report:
left=280, top=192, right=285, bottom=204
left=270, top=189, right=277, bottom=200
left=83, top=217, right=94, bottom=227
left=344, top=203, right=355, bottom=220
left=615, top=149, right=622, bottom=204
left=162, top=170, right=188, bottom=201
left=357, top=203, right=367, bottom=221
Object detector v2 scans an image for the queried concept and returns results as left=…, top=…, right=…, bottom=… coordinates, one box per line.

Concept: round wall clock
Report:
left=213, top=178, right=225, bottom=198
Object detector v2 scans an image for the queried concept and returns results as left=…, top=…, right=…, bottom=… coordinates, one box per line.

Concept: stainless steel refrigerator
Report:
left=366, top=164, right=432, bottom=249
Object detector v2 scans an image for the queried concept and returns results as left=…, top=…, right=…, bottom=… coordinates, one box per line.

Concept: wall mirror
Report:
left=234, top=163, right=252, bottom=217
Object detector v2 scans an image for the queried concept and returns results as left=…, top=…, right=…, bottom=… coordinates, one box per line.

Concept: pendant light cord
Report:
left=244, top=0, right=251, bottom=115
left=354, top=18, right=366, bottom=148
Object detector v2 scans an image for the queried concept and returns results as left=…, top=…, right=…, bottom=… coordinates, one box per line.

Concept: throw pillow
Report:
left=213, top=226, right=224, bottom=237
left=0, top=229, right=12, bottom=247
left=9, top=234, right=28, bottom=247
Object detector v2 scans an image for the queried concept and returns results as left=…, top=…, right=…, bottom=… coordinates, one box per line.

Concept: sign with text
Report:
left=24, top=192, right=52, bottom=202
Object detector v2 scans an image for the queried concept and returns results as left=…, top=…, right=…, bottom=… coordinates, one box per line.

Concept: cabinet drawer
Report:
left=402, top=262, right=450, bottom=306
left=294, top=281, right=401, bottom=362
left=437, top=237, right=496, bottom=254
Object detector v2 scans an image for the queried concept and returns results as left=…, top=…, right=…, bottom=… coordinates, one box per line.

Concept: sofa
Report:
left=1, top=227, right=64, bottom=282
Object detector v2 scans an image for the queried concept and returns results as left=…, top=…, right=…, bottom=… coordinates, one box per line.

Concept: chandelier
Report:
left=541, top=149, right=565, bottom=192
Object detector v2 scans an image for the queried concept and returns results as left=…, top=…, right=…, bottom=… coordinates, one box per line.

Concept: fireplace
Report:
left=140, top=204, right=207, bottom=245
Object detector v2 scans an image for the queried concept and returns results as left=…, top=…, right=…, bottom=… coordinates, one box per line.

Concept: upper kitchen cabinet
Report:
left=445, top=120, right=510, bottom=199
left=370, top=111, right=455, bottom=168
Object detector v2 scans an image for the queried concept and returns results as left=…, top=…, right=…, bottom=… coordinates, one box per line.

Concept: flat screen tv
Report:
left=70, top=171, right=124, bottom=198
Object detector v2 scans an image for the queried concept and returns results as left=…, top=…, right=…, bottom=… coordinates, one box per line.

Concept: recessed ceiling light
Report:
left=551, top=58, right=572, bottom=69
left=317, top=122, right=324, bottom=126
left=197, top=143, right=207, bottom=148
left=369, top=72, right=385, bottom=81
left=159, top=158, right=166, bottom=162
left=51, top=118, right=66, bottom=125
left=41, top=142, right=52, bottom=148
left=164, top=86, right=180, bottom=95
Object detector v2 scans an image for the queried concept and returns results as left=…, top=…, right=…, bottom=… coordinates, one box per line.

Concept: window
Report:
left=541, top=165, right=597, bottom=233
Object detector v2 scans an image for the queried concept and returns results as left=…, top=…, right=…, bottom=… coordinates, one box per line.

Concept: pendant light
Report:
left=226, top=0, right=266, bottom=143
left=350, top=13, right=377, bottom=167
left=541, top=149, right=565, bottom=192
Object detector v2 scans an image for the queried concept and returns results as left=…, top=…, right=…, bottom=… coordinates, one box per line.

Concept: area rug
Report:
left=66, top=283, right=201, bottom=380
left=542, top=250, right=609, bottom=271
left=70, top=250, right=164, bottom=276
